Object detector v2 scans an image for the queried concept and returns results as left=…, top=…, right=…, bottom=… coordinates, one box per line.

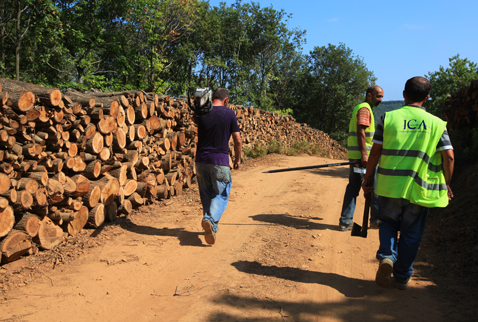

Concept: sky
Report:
left=206, top=0, right=478, bottom=101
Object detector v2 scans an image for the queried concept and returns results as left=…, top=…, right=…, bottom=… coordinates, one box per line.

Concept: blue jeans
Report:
left=339, top=165, right=379, bottom=226
left=376, top=196, right=429, bottom=283
left=196, top=163, right=232, bottom=233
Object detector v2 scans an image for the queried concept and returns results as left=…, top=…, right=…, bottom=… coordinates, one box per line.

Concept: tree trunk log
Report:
left=87, top=203, right=105, bottom=228
left=1, top=229, right=31, bottom=263
left=33, top=216, right=64, bottom=250
left=82, top=184, right=101, bottom=208
left=0, top=206, right=15, bottom=237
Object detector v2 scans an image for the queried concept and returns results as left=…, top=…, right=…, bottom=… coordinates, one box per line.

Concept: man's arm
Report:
left=356, top=124, right=368, bottom=166
left=231, top=132, right=242, bottom=170
left=362, top=143, right=382, bottom=195
left=356, top=107, right=371, bottom=166
left=441, top=149, right=454, bottom=200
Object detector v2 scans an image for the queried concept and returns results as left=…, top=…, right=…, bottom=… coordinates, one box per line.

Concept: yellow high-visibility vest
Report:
left=375, top=106, right=449, bottom=207
left=346, top=102, right=375, bottom=159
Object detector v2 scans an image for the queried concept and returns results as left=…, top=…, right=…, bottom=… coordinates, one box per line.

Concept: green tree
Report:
left=268, top=39, right=306, bottom=111
left=187, top=1, right=306, bottom=109
left=0, top=0, right=64, bottom=83
left=116, top=0, right=201, bottom=92
left=292, top=43, right=376, bottom=142
left=53, top=0, right=129, bottom=90
left=0, top=0, right=14, bottom=78
left=425, top=54, right=478, bottom=118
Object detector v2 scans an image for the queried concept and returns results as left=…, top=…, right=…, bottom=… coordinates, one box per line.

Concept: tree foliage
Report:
left=425, top=54, right=478, bottom=118
left=292, top=43, right=376, bottom=142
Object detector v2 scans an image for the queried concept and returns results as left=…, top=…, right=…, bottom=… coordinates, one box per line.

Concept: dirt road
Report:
left=1, top=154, right=446, bottom=321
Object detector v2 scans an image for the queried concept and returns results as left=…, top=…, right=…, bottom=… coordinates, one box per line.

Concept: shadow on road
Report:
left=264, top=163, right=350, bottom=179
left=231, top=260, right=376, bottom=298
left=250, top=213, right=338, bottom=231
left=106, top=217, right=208, bottom=247
left=207, top=293, right=393, bottom=322
left=307, top=165, right=350, bottom=179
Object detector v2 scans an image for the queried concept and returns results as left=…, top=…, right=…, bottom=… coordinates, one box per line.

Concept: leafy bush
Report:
left=272, top=108, right=293, bottom=116
left=243, top=139, right=324, bottom=160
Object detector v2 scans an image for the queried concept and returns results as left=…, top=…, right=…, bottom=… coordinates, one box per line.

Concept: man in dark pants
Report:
left=194, top=88, right=242, bottom=245
left=363, top=77, right=454, bottom=290
left=339, top=86, right=383, bottom=231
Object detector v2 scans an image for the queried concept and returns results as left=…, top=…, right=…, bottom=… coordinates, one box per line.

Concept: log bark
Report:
left=33, top=188, right=48, bottom=207
left=87, top=203, right=105, bottom=228
left=0, top=173, right=11, bottom=194
left=65, top=205, right=88, bottom=235
left=86, top=132, right=104, bottom=154
left=33, top=216, right=64, bottom=250
left=95, top=176, right=120, bottom=206
left=0, top=196, right=8, bottom=208
left=8, top=91, right=35, bottom=112
left=28, top=171, right=49, bottom=187
left=0, top=206, right=15, bottom=237
left=13, top=212, right=41, bottom=237
left=108, top=164, right=128, bottom=186
left=118, top=199, right=132, bottom=215
left=15, top=190, right=33, bottom=209
left=70, top=174, right=91, bottom=198
left=127, top=192, right=144, bottom=207
left=123, top=179, right=137, bottom=197
left=82, top=184, right=101, bottom=208
left=46, top=178, right=64, bottom=197
left=16, top=178, right=38, bottom=194
left=1, top=229, right=31, bottom=263
left=84, top=159, right=102, bottom=179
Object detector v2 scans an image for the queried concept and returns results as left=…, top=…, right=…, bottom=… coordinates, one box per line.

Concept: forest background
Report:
left=1, top=0, right=477, bottom=143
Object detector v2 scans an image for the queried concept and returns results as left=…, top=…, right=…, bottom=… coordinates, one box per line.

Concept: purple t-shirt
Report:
left=195, top=105, right=240, bottom=167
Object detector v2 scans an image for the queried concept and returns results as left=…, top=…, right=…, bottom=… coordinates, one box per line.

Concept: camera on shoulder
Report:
left=188, top=87, right=213, bottom=116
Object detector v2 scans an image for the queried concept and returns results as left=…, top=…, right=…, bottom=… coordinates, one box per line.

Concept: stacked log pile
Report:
left=444, top=79, right=478, bottom=131
left=0, top=78, right=345, bottom=264
left=232, top=104, right=346, bottom=159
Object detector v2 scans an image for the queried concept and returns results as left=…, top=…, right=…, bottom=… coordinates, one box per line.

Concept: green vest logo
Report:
left=403, top=119, right=427, bottom=130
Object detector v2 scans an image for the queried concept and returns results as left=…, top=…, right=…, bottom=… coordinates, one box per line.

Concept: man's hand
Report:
left=231, top=132, right=242, bottom=170
left=233, top=159, right=240, bottom=170
left=361, top=176, right=373, bottom=196
left=446, top=184, right=454, bottom=200
left=361, top=154, right=368, bottom=167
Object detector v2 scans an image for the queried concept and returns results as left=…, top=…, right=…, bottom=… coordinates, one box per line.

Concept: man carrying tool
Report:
left=194, top=88, right=242, bottom=245
left=362, top=76, right=454, bottom=290
left=339, top=85, right=383, bottom=231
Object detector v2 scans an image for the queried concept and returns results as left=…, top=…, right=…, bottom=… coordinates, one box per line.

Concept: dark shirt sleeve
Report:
left=372, top=114, right=385, bottom=145
left=436, top=128, right=453, bottom=151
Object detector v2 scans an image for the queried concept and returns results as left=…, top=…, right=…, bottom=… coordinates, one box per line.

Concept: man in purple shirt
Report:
left=194, top=88, right=242, bottom=245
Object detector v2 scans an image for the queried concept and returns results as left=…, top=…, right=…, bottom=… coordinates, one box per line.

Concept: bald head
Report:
left=404, top=77, right=431, bottom=103
left=365, top=85, right=384, bottom=108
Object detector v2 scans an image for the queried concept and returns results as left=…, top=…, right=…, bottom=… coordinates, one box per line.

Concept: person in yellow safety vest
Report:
left=362, top=76, right=454, bottom=290
left=339, top=85, right=383, bottom=231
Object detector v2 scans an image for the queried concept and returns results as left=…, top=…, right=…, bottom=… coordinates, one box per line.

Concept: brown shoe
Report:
left=375, top=258, right=393, bottom=288
left=201, top=220, right=216, bottom=245
left=395, top=278, right=410, bottom=290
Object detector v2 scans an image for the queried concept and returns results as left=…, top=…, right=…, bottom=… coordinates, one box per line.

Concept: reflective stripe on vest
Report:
left=346, top=102, right=375, bottom=159
left=375, top=106, right=448, bottom=208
